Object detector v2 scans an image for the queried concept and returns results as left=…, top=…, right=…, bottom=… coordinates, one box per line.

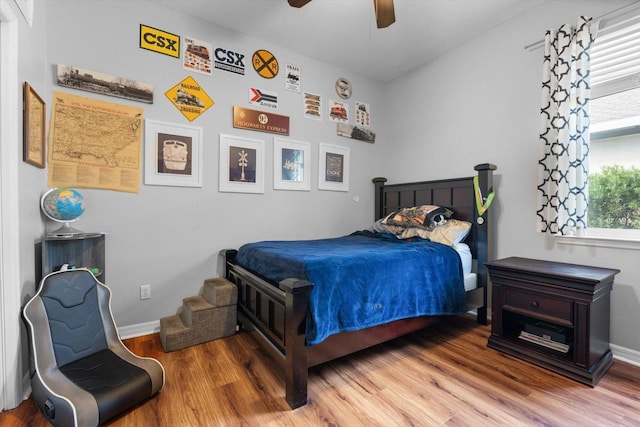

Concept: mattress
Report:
left=453, top=242, right=477, bottom=292
left=464, top=273, right=477, bottom=292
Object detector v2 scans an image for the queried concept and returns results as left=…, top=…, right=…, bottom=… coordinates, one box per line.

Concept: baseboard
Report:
left=118, top=320, right=160, bottom=340
left=611, top=344, right=640, bottom=367
left=116, top=319, right=640, bottom=369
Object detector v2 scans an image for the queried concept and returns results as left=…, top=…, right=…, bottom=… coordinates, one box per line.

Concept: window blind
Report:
left=591, top=4, right=640, bottom=98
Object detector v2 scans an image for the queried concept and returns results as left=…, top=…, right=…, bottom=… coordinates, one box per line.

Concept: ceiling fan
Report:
left=287, top=0, right=396, bottom=29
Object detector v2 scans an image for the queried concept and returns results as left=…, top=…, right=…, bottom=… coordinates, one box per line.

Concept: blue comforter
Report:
left=236, top=232, right=465, bottom=346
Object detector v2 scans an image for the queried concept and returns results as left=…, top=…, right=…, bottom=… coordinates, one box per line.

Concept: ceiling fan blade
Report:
left=288, top=0, right=312, bottom=7
left=373, top=0, right=395, bottom=28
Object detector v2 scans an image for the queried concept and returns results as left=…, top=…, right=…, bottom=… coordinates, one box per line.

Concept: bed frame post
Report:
left=473, top=163, right=497, bottom=326
left=279, top=278, right=314, bottom=409
left=372, top=177, right=388, bottom=220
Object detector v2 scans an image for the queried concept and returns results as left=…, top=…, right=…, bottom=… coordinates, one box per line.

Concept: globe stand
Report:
left=47, top=221, right=86, bottom=238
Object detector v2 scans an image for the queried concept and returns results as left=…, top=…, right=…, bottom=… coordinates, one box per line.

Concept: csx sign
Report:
left=214, top=47, right=245, bottom=75
left=140, top=25, right=180, bottom=58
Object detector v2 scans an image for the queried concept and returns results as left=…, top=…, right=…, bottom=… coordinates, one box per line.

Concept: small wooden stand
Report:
left=486, top=257, right=619, bottom=386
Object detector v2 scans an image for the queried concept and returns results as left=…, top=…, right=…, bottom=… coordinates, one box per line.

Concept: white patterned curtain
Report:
left=536, top=17, right=599, bottom=235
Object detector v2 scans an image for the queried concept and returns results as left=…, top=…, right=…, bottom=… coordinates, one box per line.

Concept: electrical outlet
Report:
left=140, top=284, right=151, bottom=300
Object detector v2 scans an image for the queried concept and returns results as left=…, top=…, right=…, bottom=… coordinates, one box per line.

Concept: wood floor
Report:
left=3, top=315, right=640, bottom=426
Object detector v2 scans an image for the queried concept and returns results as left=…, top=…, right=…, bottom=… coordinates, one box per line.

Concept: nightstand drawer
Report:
left=503, top=288, right=573, bottom=323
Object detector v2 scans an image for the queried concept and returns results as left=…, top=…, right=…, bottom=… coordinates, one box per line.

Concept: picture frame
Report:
left=23, top=82, right=46, bottom=168
left=273, top=137, right=311, bottom=191
left=56, top=64, right=154, bottom=104
left=318, top=142, right=350, bottom=192
left=144, top=119, right=203, bottom=187
left=219, top=134, right=264, bottom=193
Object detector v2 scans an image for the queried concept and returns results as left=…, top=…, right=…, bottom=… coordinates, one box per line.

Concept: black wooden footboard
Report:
left=221, top=249, right=313, bottom=408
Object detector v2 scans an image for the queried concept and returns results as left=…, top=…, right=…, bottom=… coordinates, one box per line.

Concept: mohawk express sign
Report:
left=233, top=106, right=289, bottom=136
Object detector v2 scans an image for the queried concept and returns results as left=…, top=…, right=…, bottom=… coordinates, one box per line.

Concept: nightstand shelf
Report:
left=501, top=311, right=576, bottom=364
left=486, top=257, right=619, bottom=386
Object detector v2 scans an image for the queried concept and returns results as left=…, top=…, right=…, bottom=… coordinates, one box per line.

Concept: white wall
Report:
left=383, top=0, right=640, bottom=353
left=43, top=0, right=387, bottom=328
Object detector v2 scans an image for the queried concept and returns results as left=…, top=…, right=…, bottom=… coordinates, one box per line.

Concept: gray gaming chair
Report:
left=23, top=268, right=165, bottom=426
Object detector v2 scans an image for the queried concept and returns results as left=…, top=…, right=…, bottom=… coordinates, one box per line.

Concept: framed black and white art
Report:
left=219, top=134, right=265, bottom=194
left=318, top=142, right=349, bottom=192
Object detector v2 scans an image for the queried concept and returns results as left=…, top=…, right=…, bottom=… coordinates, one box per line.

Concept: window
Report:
left=588, top=89, right=640, bottom=234
left=586, top=6, right=640, bottom=242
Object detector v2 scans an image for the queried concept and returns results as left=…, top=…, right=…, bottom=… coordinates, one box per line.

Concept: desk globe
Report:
left=41, top=188, right=85, bottom=236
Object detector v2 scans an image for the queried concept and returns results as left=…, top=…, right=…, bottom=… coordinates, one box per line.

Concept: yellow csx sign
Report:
left=140, top=24, right=180, bottom=58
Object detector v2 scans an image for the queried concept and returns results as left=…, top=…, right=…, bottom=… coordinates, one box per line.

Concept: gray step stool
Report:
left=160, top=277, right=237, bottom=352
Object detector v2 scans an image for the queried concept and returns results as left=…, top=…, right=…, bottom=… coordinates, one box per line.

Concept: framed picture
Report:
left=56, top=64, right=154, bottom=104
left=144, top=119, right=203, bottom=187
left=219, top=134, right=264, bottom=193
left=318, top=142, right=350, bottom=192
left=23, top=82, right=46, bottom=168
left=273, top=137, right=311, bottom=191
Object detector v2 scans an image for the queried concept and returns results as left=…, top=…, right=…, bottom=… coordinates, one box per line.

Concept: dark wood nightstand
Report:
left=486, top=257, right=619, bottom=386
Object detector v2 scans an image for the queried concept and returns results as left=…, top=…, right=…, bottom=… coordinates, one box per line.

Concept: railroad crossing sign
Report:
left=252, top=49, right=279, bottom=79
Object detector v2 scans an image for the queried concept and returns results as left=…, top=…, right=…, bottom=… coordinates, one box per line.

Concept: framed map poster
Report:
left=47, top=91, right=143, bottom=193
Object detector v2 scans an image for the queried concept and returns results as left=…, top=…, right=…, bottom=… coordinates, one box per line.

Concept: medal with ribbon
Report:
left=474, top=175, right=495, bottom=217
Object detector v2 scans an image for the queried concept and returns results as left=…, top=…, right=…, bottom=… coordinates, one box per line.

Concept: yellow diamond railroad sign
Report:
left=165, top=76, right=214, bottom=122
left=252, top=49, right=279, bottom=79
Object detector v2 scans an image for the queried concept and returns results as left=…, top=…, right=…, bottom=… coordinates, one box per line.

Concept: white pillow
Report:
left=427, top=219, right=471, bottom=246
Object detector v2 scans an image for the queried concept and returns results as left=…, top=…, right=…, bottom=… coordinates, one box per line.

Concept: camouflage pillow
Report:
left=381, top=205, right=453, bottom=231
left=373, top=218, right=471, bottom=246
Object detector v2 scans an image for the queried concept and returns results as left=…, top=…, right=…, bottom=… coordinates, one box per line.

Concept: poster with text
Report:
left=183, top=36, right=213, bottom=75
left=285, top=64, right=301, bottom=92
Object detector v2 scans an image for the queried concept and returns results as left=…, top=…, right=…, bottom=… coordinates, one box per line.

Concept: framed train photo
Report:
left=56, top=64, right=154, bottom=104
left=144, top=119, right=203, bottom=187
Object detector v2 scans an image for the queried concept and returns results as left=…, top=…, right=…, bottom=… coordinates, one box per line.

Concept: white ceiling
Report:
left=151, top=0, right=546, bottom=82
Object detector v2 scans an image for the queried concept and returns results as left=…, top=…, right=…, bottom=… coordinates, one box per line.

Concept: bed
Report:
left=221, top=163, right=497, bottom=409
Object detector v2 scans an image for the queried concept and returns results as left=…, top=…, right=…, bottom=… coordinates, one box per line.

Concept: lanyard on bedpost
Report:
left=474, top=175, right=495, bottom=217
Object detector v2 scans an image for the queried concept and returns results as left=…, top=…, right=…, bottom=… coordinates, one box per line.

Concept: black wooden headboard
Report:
left=372, top=163, right=497, bottom=324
